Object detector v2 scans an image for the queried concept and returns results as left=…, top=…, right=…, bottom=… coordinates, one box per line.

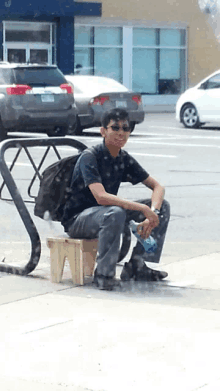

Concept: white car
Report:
left=176, top=69, right=220, bottom=128
left=65, top=75, right=145, bottom=135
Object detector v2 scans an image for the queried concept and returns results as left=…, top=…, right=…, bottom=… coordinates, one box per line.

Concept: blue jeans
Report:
left=67, top=199, right=170, bottom=277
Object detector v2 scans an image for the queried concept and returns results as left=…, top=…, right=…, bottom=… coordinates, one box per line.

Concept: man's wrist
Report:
left=142, top=205, right=153, bottom=218
left=151, top=206, right=160, bottom=215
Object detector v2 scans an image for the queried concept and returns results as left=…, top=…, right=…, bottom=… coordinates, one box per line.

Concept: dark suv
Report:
left=0, top=63, right=77, bottom=141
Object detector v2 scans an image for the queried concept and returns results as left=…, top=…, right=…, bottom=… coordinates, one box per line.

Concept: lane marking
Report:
left=131, top=152, right=177, bottom=158
left=146, top=125, right=217, bottom=132
left=135, top=132, right=220, bottom=140
left=127, top=140, right=220, bottom=148
left=67, top=136, right=220, bottom=148
left=5, top=133, right=220, bottom=168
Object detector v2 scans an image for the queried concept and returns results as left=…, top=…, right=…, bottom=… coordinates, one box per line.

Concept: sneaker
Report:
left=131, top=258, right=168, bottom=281
left=93, top=269, right=116, bottom=291
left=120, top=262, right=134, bottom=281
left=135, top=264, right=168, bottom=281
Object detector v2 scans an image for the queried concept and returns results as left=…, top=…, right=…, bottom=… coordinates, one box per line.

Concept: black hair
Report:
left=101, top=108, right=130, bottom=129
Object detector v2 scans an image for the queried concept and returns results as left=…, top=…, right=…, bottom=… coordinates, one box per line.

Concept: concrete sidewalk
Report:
left=1, top=244, right=220, bottom=391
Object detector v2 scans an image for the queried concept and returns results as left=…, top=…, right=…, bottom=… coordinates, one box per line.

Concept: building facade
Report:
left=0, top=0, right=101, bottom=74
left=75, top=0, right=220, bottom=108
left=1, top=0, right=220, bottom=108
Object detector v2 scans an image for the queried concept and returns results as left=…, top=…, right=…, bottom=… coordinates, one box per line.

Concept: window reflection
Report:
left=8, top=49, right=26, bottom=63
left=132, top=29, right=186, bottom=94
left=4, top=21, right=56, bottom=65
left=74, top=25, right=187, bottom=94
left=74, top=26, right=123, bottom=82
left=30, top=50, right=48, bottom=64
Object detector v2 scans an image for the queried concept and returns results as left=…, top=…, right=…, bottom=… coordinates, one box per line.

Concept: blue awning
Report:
left=0, top=0, right=102, bottom=18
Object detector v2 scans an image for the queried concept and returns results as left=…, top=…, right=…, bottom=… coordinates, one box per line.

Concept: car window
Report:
left=0, top=68, right=13, bottom=85
left=13, top=67, right=66, bottom=86
left=205, top=74, right=220, bottom=89
left=66, top=76, right=128, bottom=94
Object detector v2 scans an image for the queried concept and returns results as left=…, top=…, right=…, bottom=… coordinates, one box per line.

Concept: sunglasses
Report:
left=108, top=125, right=131, bottom=132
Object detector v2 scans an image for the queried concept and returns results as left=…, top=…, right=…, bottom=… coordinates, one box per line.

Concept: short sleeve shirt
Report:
left=61, top=141, right=149, bottom=231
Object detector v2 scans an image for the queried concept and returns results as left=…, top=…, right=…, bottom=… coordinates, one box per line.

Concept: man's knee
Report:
left=160, top=199, right=170, bottom=221
left=103, top=206, right=126, bottom=227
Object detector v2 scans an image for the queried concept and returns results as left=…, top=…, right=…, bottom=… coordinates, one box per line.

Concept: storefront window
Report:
left=75, top=26, right=92, bottom=45
left=160, top=29, right=181, bottom=46
left=74, top=26, right=123, bottom=82
left=30, top=49, right=48, bottom=64
left=74, top=25, right=186, bottom=94
left=8, top=49, right=26, bottom=63
left=74, top=48, right=91, bottom=74
left=132, top=28, right=186, bottom=94
left=3, top=21, right=56, bottom=65
left=133, top=48, right=157, bottom=93
left=6, top=29, right=50, bottom=43
left=5, top=22, right=50, bottom=43
left=95, top=48, right=122, bottom=81
left=94, top=27, right=122, bottom=45
left=133, top=28, right=156, bottom=46
left=159, top=49, right=181, bottom=94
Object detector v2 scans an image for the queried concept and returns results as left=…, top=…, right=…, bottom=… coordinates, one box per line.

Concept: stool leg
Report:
left=49, top=242, right=66, bottom=283
left=67, top=242, right=84, bottom=285
left=82, top=240, right=98, bottom=277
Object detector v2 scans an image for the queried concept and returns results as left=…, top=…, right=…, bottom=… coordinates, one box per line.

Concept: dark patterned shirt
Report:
left=61, top=141, right=149, bottom=231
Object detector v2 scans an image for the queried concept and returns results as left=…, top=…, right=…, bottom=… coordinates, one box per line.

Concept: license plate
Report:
left=116, top=100, right=127, bottom=108
left=41, top=94, right=54, bottom=103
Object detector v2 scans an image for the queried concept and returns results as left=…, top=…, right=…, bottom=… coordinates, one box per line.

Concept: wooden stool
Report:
left=46, top=237, right=98, bottom=285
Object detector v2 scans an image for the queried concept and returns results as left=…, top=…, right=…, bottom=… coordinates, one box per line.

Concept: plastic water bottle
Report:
left=129, top=220, right=157, bottom=253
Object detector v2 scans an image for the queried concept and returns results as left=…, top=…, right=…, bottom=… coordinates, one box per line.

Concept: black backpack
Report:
left=34, top=153, right=83, bottom=221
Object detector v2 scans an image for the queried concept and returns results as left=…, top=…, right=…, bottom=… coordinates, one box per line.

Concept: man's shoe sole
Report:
left=135, top=270, right=168, bottom=281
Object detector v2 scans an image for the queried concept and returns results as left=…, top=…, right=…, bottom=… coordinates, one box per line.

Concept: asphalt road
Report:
left=1, top=113, right=220, bottom=266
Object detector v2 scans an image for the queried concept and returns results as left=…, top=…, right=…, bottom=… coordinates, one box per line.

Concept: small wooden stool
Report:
left=46, top=237, right=98, bottom=285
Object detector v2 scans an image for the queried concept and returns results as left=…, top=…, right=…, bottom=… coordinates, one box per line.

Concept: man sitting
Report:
left=61, top=109, right=170, bottom=290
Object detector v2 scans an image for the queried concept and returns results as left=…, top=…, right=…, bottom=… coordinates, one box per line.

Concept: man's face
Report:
left=101, top=119, right=131, bottom=149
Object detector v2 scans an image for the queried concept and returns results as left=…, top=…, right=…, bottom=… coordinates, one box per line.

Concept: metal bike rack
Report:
left=0, top=137, right=87, bottom=275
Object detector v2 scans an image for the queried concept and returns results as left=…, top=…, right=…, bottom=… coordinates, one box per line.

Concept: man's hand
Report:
left=136, top=206, right=159, bottom=239
left=137, top=218, right=154, bottom=239
left=143, top=206, right=159, bottom=229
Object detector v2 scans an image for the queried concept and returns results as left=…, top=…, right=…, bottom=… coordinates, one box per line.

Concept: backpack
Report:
left=34, top=153, right=83, bottom=221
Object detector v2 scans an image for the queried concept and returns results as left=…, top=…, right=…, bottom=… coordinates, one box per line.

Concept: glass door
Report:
left=3, top=21, right=56, bottom=65
left=5, top=43, right=51, bottom=64
left=28, top=43, right=51, bottom=64
left=30, top=49, right=48, bottom=64
left=7, top=48, right=26, bottom=63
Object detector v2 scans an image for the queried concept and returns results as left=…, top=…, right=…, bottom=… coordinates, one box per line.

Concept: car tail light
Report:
left=60, top=83, right=74, bottom=94
left=6, top=85, right=32, bottom=95
left=90, top=96, right=109, bottom=105
left=132, top=95, right=142, bottom=105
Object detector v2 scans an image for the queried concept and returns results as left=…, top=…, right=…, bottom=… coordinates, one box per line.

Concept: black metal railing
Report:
left=0, top=137, right=87, bottom=275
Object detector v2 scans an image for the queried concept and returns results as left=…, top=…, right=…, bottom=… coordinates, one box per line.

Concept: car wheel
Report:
left=71, top=116, right=83, bottom=136
left=47, top=126, right=68, bottom=137
left=0, top=120, right=7, bottom=142
left=130, top=122, right=135, bottom=133
left=181, top=104, right=201, bottom=128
